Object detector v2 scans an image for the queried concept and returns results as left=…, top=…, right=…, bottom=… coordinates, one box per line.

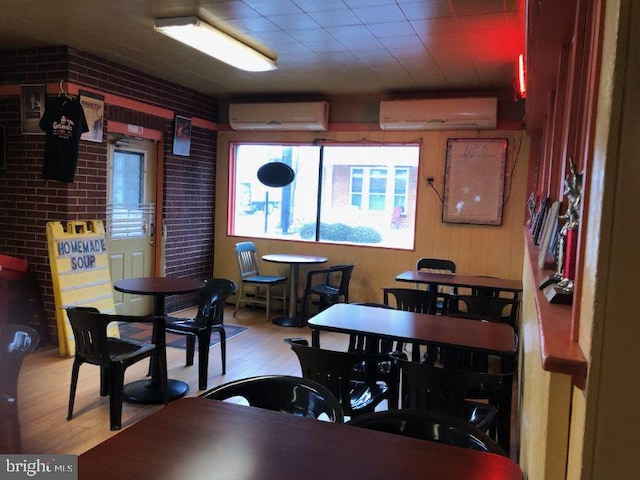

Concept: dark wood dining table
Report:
left=113, top=276, right=203, bottom=404
left=395, top=270, right=523, bottom=296
left=262, top=253, right=327, bottom=327
left=78, top=397, right=523, bottom=480
left=307, top=303, right=517, bottom=356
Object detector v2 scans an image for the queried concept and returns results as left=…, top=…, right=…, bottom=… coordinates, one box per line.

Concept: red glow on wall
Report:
left=518, top=53, right=527, bottom=98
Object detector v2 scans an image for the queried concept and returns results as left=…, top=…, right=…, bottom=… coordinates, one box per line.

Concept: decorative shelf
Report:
left=525, top=230, right=587, bottom=389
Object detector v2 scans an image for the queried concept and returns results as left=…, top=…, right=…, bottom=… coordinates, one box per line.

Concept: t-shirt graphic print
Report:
left=39, top=96, right=89, bottom=183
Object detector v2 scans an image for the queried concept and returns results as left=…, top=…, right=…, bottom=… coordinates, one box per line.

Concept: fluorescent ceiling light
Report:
left=154, top=16, right=277, bottom=72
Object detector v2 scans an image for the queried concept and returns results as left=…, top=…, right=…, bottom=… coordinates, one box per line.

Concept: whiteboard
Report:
left=442, top=138, right=507, bottom=225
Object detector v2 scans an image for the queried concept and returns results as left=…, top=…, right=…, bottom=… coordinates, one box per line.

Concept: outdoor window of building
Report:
left=229, top=143, right=420, bottom=250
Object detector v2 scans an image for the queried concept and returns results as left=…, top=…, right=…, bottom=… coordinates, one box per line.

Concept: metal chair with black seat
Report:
left=233, top=241, right=287, bottom=322
left=299, top=263, right=355, bottom=321
left=286, top=338, right=399, bottom=418
left=165, top=278, right=237, bottom=390
left=0, top=324, right=39, bottom=453
left=200, top=374, right=344, bottom=423
left=347, top=408, right=507, bottom=456
left=65, top=307, right=168, bottom=431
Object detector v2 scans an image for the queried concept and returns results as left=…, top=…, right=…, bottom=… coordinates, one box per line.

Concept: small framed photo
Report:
left=21, top=84, right=46, bottom=135
left=173, top=115, right=192, bottom=156
left=80, top=90, right=105, bottom=143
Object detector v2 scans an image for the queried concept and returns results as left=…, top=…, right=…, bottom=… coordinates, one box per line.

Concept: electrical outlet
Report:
left=426, top=177, right=434, bottom=185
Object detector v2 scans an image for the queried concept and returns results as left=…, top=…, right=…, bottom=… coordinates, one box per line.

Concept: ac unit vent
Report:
left=229, top=102, right=329, bottom=131
left=379, top=97, right=497, bottom=131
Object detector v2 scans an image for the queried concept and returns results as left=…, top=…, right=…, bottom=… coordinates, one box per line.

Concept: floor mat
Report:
left=117, top=321, right=248, bottom=349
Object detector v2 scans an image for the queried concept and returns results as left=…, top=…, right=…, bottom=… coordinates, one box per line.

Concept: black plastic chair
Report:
left=347, top=302, right=397, bottom=355
left=65, top=307, right=168, bottom=430
left=383, top=287, right=442, bottom=363
left=0, top=324, right=39, bottom=453
left=165, top=278, right=237, bottom=390
left=449, top=294, right=520, bottom=328
left=415, top=258, right=457, bottom=311
left=395, top=356, right=513, bottom=451
left=299, top=264, right=355, bottom=320
left=287, top=339, right=398, bottom=417
left=200, top=374, right=344, bottom=422
left=347, top=408, right=507, bottom=456
left=233, top=241, right=287, bottom=322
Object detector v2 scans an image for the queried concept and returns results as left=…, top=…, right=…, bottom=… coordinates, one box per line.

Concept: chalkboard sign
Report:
left=442, top=138, right=507, bottom=225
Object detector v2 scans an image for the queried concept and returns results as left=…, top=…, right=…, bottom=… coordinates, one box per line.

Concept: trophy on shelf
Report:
left=543, top=159, right=582, bottom=304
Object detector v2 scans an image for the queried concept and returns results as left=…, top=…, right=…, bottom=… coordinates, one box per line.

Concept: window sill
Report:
left=525, top=230, right=588, bottom=389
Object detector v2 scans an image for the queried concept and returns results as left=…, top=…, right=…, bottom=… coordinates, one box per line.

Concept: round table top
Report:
left=262, top=254, right=328, bottom=265
left=113, top=277, right=203, bottom=296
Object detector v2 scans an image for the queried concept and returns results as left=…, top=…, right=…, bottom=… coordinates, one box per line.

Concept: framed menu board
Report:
left=442, top=138, right=507, bottom=225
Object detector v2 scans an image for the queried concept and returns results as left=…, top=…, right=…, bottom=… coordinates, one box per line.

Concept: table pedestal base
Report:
left=123, top=379, right=189, bottom=404
left=271, top=315, right=303, bottom=328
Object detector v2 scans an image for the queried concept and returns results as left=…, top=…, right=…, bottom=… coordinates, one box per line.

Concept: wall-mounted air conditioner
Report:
left=229, top=101, right=329, bottom=131
left=379, top=97, right=498, bottom=130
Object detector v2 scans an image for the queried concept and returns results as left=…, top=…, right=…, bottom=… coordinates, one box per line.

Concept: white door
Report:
left=106, top=136, right=158, bottom=315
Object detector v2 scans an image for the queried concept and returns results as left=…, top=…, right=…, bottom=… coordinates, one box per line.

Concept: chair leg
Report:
left=197, top=328, right=212, bottom=390
left=185, top=335, right=196, bottom=366
left=265, top=285, right=271, bottom=322
left=217, top=326, right=227, bottom=375
left=99, top=365, right=110, bottom=396
left=233, top=283, right=244, bottom=317
left=67, top=359, right=81, bottom=420
left=108, top=364, right=125, bottom=431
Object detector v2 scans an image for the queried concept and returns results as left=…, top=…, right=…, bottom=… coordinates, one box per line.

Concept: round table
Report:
left=114, top=277, right=203, bottom=404
left=262, top=254, right=327, bottom=327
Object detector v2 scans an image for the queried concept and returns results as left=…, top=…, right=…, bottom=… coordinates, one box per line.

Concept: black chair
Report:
left=65, top=307, right=168, bottom=430
left=383, top=287, right=442, bottom=363
left=449, top=294, right=520, bottom=328
left=299, top=264, right=355, bottom=320
left=347, top=408, right=507, bottom=456
left=200, top=374, right=344, bottom=423
left=415, top=257, right=457, bottom=311
left=347, top=302, right=397, bottom=355
left=165, top=278, right=237, bottom=390
left=233, top=241, right=287, bottom=322
left=0, top=324, right=39, bottom=453
left=287, top=339, right=398, bottom=417
left=395, top=356, right=513, bottom=451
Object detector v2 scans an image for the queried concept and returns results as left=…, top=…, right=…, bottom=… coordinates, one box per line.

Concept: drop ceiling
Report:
left=0, top=0, right=525, bottom=100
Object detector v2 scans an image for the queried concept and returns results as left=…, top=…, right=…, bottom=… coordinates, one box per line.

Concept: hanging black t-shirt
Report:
left=39, top=96, right=89, bottom=183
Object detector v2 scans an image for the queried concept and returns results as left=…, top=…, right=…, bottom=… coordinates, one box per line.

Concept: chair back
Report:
left=288, top=341, right=397, bottom=416
left=449, top=295, right=520, bottom=327
left=200, top=375, right=344, bottom=423
left=196, top=278, right=237, bottom=325
left=0, top=324, right=39, bottom=400
left=235, top=242, right=261, bottom=280
left=383, top=287, right=440, bottom=314
left=416, top=258, right=456, bottom=274
left=326, top=264, right=355, bottom=295
left=347, top=408, right=506, bottom=456
left=66, top=307, right=112, bottom=364
left=396, top=357, right=509, bottom=421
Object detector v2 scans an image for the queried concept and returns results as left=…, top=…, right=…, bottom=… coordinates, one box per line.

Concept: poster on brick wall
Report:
left=80, top=90, right=105, bottom=143
left=20, top=84, right=46, bottom=135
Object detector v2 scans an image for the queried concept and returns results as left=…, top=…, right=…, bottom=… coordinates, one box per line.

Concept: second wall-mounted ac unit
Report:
left=229, top=101, right=329, bottom=131
left=379, top=97, right=498, bottom=130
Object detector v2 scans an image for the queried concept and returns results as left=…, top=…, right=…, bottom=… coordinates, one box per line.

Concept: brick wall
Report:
left=0, top=46, right=217, bottom=338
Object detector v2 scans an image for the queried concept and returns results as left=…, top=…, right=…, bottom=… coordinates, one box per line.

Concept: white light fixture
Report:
left=154, top=16, right=277, bottom=72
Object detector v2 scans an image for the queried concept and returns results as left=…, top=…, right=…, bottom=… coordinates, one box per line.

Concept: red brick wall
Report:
left=0, top=46, right=217, bottom=335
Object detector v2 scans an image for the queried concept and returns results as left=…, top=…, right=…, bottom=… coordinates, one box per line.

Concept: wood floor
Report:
left=17, top=305, right=349, bottom=455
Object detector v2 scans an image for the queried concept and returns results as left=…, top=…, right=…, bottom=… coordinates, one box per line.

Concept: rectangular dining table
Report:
left=78, top=397, right=523, bottom=480
left=307, top=303, right=518, bottom=454
left=395, top=270, right=523, bottom=296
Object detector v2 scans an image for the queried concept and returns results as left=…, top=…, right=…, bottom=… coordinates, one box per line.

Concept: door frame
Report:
left=106, top=121, right=164, bottom=276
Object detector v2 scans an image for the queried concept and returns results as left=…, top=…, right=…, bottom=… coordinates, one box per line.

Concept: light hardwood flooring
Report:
left=17, top=305, right=349, bottom=455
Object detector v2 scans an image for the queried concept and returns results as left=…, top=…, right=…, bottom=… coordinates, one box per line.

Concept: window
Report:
left=230, top=143, right=420, bottom=249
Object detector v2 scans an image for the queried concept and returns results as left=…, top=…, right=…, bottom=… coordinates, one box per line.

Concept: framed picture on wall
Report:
left=173, top=115, right=192, bottom=156
left=20, top=84, right=46, bottom=135
left=79, top=90, right=105, bottom=143
left=442, top=138, right=507, bottom=225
